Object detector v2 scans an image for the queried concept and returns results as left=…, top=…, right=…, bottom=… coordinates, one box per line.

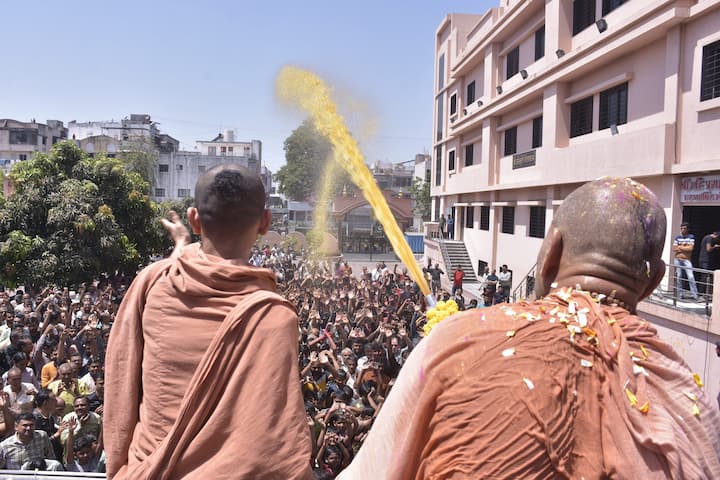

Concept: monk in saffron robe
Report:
left=104, top=165, right=313, bottom=479
left=339, top=177, right=720, bottom=479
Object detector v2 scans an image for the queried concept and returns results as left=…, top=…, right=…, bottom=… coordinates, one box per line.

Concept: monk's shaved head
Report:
left=194, top=164, right=266, bottom=235
left=537, top=177, right=666, bottom=298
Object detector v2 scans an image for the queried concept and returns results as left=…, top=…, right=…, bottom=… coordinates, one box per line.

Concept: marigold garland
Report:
left=422, top=300, right=459, bottom=335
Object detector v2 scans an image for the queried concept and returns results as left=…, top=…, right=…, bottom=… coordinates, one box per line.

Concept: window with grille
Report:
left=178, top=189, right=191, bottom=198
left=502, top=207, right=515, bottom=234
left=701, top=40, right=720, bottom=102
left=602, top=0, right=625, bottom=16
left=465, top=143, right=474, bottom=166
left=450, top=93, right=457, bottom=116
left=466, top=206, right=474, bottom=229
left=532, top=116, right=543, bottom=148
left=198, top=165, right=206, bottom=173
left=599, top=82, right=628, bottom=130
left=480, top=206, right=490, bottom=230
left=570, top=96, right=593, bottom=137
left=159, top=164, right=169, bottom=172
left=504, top=127, right=517, bottom=156
left=535, top=26, right=545, bottom=61
left=154, top=188, right=166, bottom=197
left=434, top=145, right=442, bottom=186
left=506, top=47, right=519, bottom=79
left=529, top=206, right=546, bottom=238
left=573, top=0, right=596, bottom=35
left=448, top=150, right=456, bottom=171
left=466, top=81, right=476, bottom=105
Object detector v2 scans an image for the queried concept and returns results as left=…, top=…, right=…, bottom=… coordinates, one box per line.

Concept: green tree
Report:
left=117, top=137, right=160, bottom=184
left=409, top=176, right=431, bottom=221
left=0, top=141, right=165, bottom=287
left=275, top=119, right=350, bottom=201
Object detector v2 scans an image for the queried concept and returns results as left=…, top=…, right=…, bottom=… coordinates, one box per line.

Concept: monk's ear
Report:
left=536, top=228, right=563, bottom=296
left=187, top=207, right=202, bottom=235
left=257, top=209, right=272, bottom=236
left=639, top=259, right=665, bottom=301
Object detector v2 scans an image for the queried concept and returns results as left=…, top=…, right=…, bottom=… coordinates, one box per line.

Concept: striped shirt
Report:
left=0, top=431, right=55, bottom=469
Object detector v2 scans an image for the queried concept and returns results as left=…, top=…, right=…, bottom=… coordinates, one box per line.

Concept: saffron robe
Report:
left=105, top=243, right=313, bottom=479
left=339, top=289, right=720, bottom=479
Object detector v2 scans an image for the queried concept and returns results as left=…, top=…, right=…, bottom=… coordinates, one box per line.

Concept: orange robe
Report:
left=339, top=289, right=720, bottom=479
left=105, top=243, right=313, bottom=479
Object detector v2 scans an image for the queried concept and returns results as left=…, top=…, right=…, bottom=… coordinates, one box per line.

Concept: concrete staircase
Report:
left=440, top=240, right=478, bottom=282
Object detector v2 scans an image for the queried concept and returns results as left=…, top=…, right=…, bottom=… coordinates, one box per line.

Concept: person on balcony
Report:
left=672, top=222, right=699, bottom=300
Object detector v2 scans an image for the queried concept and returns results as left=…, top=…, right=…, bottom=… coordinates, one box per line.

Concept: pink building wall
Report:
left=430, top=0, right=720, bottom=385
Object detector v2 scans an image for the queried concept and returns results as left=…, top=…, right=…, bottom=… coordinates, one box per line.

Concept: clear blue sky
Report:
left=2, top=0, right=493, bottom=172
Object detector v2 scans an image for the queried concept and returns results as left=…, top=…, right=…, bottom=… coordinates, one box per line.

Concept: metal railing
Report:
left=511, top=263, right=537, bottom=303
left=646, top=263, right=714, bottom=316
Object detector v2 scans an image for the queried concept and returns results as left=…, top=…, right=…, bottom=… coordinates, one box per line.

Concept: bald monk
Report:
left=105, top=165, right=313, bottom=479
left=339, top=177, right=720, bottom=479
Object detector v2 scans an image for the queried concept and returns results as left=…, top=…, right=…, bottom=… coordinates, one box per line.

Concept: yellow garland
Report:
left=422, top=300, right=460, bottom=335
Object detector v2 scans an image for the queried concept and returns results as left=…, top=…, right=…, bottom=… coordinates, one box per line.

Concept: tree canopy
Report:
left=0, top=141, right=167, bottom=287
left=275, top=119, right=350, bottom=201
left=409, top=176, right=431, bottom=221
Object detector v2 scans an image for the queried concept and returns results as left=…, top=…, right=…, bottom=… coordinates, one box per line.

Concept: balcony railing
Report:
left=646, top=263, right=714, bottom=317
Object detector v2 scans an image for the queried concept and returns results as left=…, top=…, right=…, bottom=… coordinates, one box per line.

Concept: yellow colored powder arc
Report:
left=276, top=66, right=431, bottom=297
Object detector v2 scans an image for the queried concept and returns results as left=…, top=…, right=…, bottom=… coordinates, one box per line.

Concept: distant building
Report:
left=68, top=119, right=267, bottom=203
left=153, top=130, right=267, bottom=202
left=0, top=119, right=67, bottom=174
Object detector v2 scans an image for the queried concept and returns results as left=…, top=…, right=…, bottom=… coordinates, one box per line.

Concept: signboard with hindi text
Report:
left=512, top=150, right=536, bottom=169
left=680, top=175, right=720, bottom=203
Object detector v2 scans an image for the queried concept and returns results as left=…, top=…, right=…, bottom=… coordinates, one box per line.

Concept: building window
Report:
left=448, top=150, right=456, bottom=171
left=535, top=26, right=545, bottom=61
left=198, top=165, right=206, bottom=173
left=434, top=145, right=442, bottom=186
left=464, top=144, right=474, bottom=167
left=599, top=82, right=628, bottom=130
left=208, top=146, right=216, bottom=155
left=466, top=206, right=474, bottom=228
left=502, top=206, right=515, bottom=234
left=19, top=154, right=27, bottom=161
left=480, top=206, right=490, bottom=231
left=154, top=188, right=166, bottom=197
left=220, top=146, right=227, bottom=155
left=573, top=0, right=596, bottom=35
left=178, top=189, right=191, bottom=198
left=438, top=54, right=445, bottom=90
left=159, top=164, right=169, bottom=172
left=532, top=116, right=543, bottom=148
left=504, top=127, right=517, bottom=156
left=9, top=130, right=37, bottom=145
left=436, top=96, right=444, bottom=141
left=570, top=96, right=594, bottom=138
left=701, top=39, right=720, bottom=102
left=228, top=146, right=233, bottom=155
left=506, top=47, right=519, bottom=79
left=602, top=0, right=625, bottom=16
left=450, top=93, right=457, bottom=116
left=42, top=136, right=47, bottom=145
left=529, top=206, right=546, bottom=238
left=466, top=81, right=476, bottom=105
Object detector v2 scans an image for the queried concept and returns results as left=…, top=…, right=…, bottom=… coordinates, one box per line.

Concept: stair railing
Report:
left=511, top=263, right=537, bottom=303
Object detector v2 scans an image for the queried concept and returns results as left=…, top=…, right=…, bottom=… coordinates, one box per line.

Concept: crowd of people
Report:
left=0, top=242, right=485, bottom=475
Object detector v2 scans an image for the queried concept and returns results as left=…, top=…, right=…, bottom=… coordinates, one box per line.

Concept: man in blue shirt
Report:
left=672, top=222, right=698, bottom=299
